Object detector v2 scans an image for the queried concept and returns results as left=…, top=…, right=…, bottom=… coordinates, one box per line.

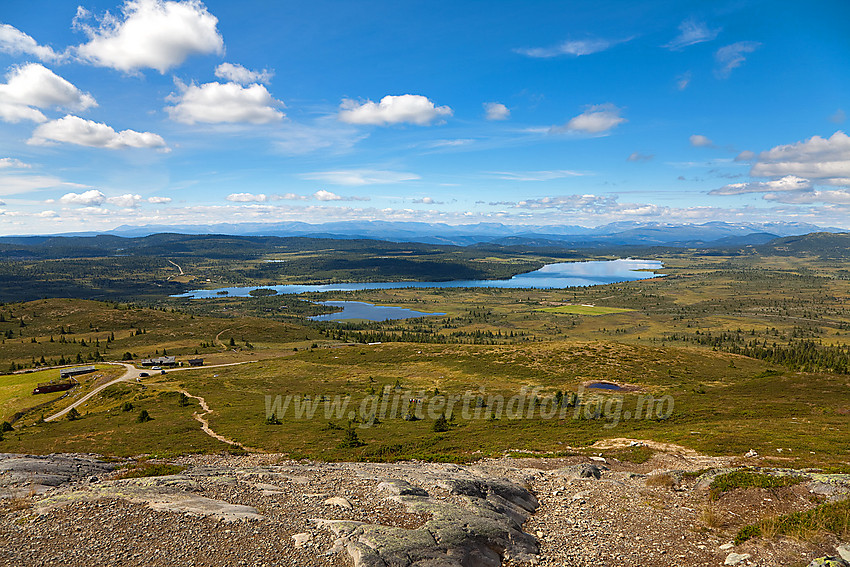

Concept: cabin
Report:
left=140, top=356, right=177, bottom=367
left=59, top=365, right=96, bottom=379
left=187, top=358, right=204, bottom=367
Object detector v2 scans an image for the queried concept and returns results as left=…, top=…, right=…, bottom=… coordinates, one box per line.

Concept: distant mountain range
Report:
left=4, top=220, right=845, bottom=248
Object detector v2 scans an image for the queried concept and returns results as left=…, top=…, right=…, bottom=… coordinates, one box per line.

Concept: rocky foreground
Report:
left=0, top=445, right=848, bottom=567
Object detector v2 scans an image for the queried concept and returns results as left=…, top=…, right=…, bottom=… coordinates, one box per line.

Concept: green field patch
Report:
left=535, top=305, right=635, bottom=316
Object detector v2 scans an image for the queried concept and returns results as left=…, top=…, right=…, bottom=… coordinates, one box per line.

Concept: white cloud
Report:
left=313, top=190, right=342, bottom=201
left=214, top=62, right=273, bottom=85
left=763, top=189, right=850, bottom=205
left=750, top=131, right=850, bottom=180
left=710, top=175, right=812, bottom=195
left=830, top=109, right=846, bottom=124
left=484, top=102, right=510, bottom=121
left=301, top=169, right=420, bottom=186
left=0, top=158, right=30, bottom=169
left=676, top=71, right=691, bottom=91
left=36, top=210, right=58, bottom=218
left=0, top=174, right=85, bottom=196
left=690, top=134, right=713, bottom=147
left=627, top=152, right=653, bottom=162
left=515, top=38, right=620, bottom=58
left=551, top=104, right=626, bottom=135
left=279, top=193, right=308, bottom=200
left=338, top=95, right=452, bottom=126
left=74, top=0, right=224, bottom=73
left=513, top=194, right=619, bottom=212
left=0, top=64, right=96, bottom=124
left=106, top=193, right=143, bottom=207
left=715, top=41, right=761, bottom=78
left=166, top=81, right=285, bottom=124
left=735, top=150, right=756, bottom=161
left=226, top=193, right=267, bottom=202
left=29, top=115, right=169, bottom=151
left=488, top=170, right=584, bottom=181
left=0, top=23, right=61, bottom=61
left=664, top=19, right=721, bottom=50
left=412, top=196, right=444, bottom=205
left=147, top=196, right=172, bottom=204
left=60, top=189, right=106, bottom=206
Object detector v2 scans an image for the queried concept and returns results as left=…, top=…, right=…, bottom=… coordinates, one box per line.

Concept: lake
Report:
left=172, top=258, right=664, bottom=298
left=309, top=301, right=445, bottom=322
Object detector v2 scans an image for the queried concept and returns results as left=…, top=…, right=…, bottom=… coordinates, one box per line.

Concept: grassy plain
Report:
left=0, top=239, right=848, bottom=469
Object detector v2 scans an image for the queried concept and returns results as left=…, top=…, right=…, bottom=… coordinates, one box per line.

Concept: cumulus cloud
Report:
left=0, top=23, right=61, bottom=61
left=313, top=190, right=342, bottom=201
left=301, top=169, right=420, bottom=186
left=512, top=194, right=619, bottom=212
left=750, top=131, right=850, bottom=180
left=689, top=134, right=713, bottom=148
left=59, top=189, right=106, bottom=206
left=338, top=94, right=452, bottom=126
left=0, top=158, right=30, bottom=169
left=715, top=41, right=761, bottom=78
left=165, top=80, right=285, bottom=124
left=106, top=193, right=144, bottom=208
left=29, top=115, right=169, bottom=151
left=226, top=192, right=267, bottom=202
left=74, top=0, right=224, bottom=73
left=551, top=104, right=626, bottom=135
left=515, top=38, right=621, bottom=58
left=214, top=62, right=273, bottom=85
left=627, top=152, right=653, bottom=162
left=147, top=196, right=171, bottom=204
left=0, top=64, right=96, bottom=124
left=710, top=175, right=812, bottom=195
left=664, top=19, right=721, bottom=50
left=413, top=197, right=444, bottom=205
left=483, top=102, right=510, bottom=121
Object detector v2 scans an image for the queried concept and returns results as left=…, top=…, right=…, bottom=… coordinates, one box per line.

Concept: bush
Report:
left=121, top=402, right=134, bottom=412
left=178, top=393, right=189, bottom=407
left=265, top=415, right=281, bottom=425
left=709, top=470, right=802, bottom=500
left=136, top=409, right=151, bottom=423
left=0, top=421, right=12, bottom=432
left=67, top=407, right=80, bottom=421
left=338, top=425, right=365, bottom=448
left=433, top=414, right=450, bottom=432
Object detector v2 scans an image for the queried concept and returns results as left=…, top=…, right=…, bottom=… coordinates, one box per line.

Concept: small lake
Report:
left=309, top=301, right=445, bottom=322
left=587, top=382, right=623, bottom=391
left=172, top=258, right=664, bottom=298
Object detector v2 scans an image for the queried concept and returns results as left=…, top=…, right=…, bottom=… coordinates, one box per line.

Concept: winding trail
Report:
left=178, top=390, right=249, bottom=450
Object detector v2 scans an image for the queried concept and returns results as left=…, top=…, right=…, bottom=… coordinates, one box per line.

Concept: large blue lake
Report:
left=172, top=258, right=664, bottom=299
left=309, top=301, right=445, bottom=322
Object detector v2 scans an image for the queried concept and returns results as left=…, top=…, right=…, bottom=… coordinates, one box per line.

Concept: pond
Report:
left=172, top=258, right=664, bottom=298
left=587, top=382, right=624, bottom=391
left=308, top=301, right=445, bottom=322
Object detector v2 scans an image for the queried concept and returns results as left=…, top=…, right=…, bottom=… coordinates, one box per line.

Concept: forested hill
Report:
left=754, top=232, right=850, bottom=259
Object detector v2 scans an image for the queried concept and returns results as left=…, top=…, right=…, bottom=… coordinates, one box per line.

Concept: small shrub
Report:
left=67, top=407, right=80, bottom=421
left=1, top=421, right=12, bottom=432
left=265, top=415, right=281, bottom=425
left=338, top=425, right=365, bottom=448
left=709, top=470, right=803, bottom=500
left=177, top=393, right=189, bottom=407
left=433, top=414, right=450, bottom=433
left=136, top=409, right=151, bottom=423
left=734, top=524, right=762, bottom=544
left=121, top=402, right=134, bottom=412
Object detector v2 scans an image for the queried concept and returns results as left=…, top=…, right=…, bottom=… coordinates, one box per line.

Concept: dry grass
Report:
left=645, top=473, right=676, bottom=489
left=701, top=503, right=722, bottom=529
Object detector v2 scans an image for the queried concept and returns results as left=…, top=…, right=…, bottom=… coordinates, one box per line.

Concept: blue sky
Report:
left=0, top=0, right=848, bottom=234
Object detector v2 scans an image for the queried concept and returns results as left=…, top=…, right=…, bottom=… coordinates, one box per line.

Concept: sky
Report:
left=0, top=0, right=849, bottom=235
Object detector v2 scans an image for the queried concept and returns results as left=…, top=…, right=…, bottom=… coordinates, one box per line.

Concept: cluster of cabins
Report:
left=139, top=356, right=204, bottom=367
left=33, top=357, right=205, bottom=395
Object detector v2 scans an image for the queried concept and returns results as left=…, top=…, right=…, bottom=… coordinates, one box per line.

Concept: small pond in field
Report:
left=587, top=382, right=623, bottom=391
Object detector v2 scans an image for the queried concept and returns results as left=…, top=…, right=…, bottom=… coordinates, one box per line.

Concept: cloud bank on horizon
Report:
left=0, top=0, right=848, bottom=234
